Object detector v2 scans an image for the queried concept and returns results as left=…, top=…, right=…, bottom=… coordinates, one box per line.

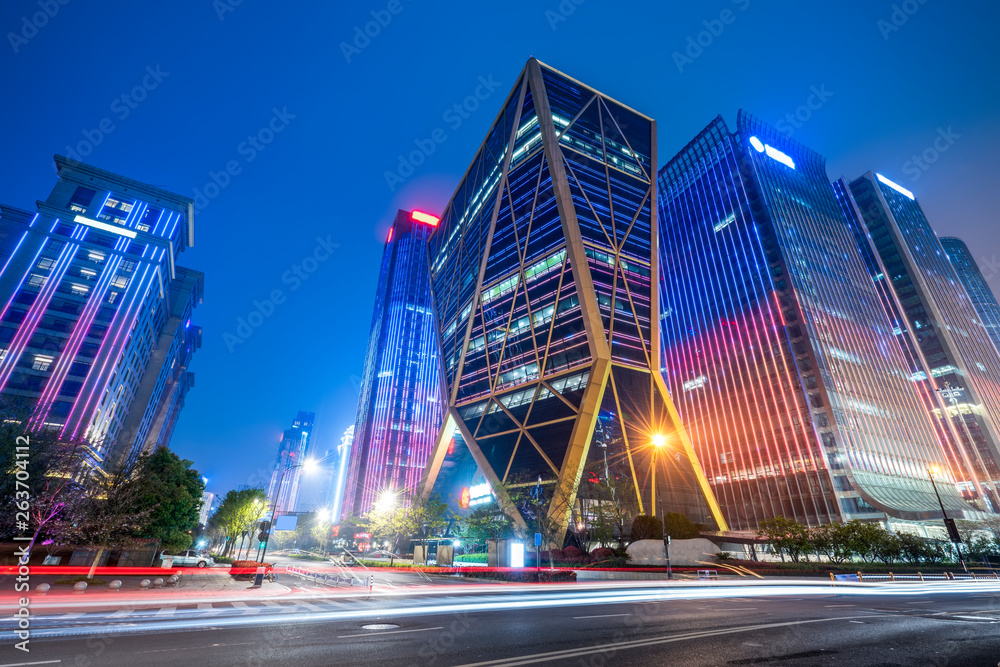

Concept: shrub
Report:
left=590, top=547, right=614, bottom=561
left=230, top=560, right=271, bottom=580
left=561, top=546, right=584, bottom=560
left=455, top=553, right=489, bottom=563
left=630, top=515, right=662, bottom=542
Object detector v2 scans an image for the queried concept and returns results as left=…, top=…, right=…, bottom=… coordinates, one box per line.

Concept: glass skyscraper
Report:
left=0, top=155, right=202, bottom=471
left=940, top=236, right=1000, bottom=356
left=342, top=210, right=443, bottom=519
left=848, top=174, right=1000, bottom=511
left=267, top=410, right=314, bottom=515
left=420, top=59, right=726, bottom=542
left=656, top=113, right=973, bottom=532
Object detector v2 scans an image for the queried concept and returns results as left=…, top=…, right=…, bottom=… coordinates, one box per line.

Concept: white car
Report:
left=161, top=550, right=214, bottom=567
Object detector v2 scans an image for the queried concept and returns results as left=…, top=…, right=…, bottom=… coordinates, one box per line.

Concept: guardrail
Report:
left=285, top=566, right=369, bottom=588
left=831, top=571, right=1000, bottom=582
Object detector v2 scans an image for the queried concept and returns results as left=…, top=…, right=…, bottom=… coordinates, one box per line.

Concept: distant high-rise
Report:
left=656, top=113, right=974, bottom=532
left=267, top=411, right=315, bottom=515
left=342, top=210, right=443, bottom=519
left=848, top=174, right=1000, bottom=511
left=420, top=59, right=726, bottom=543
left=0, top=156, right=202, bottom=471
left=941, top=237, right=1000, bottom=355
left=328, top=424, right=354, bottom=520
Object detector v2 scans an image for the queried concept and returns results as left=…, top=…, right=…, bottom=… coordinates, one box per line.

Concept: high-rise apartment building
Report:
left=0, top=156, right=202, bottom=470
left=342, top=210, right=443, bottom=519
left=940, top=237, right=1000, bottom=356
left=656, top=113, right=973, bottom=531
left=847, top=174, right=1000, bottom=511
left=267, top=411, right=314, bottom=515
left=420, top=59, right=726, bottom=542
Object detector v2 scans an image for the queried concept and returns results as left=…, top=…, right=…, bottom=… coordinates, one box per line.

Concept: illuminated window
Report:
left=28, top=274, right=46, bottom=287
left=88, top=251, right=106, bottom=263
left=32, top=355, right=54, bottom=371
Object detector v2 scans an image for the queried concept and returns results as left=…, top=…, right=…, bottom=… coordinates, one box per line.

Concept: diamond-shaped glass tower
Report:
left=420, top=59, right=726, bottom=541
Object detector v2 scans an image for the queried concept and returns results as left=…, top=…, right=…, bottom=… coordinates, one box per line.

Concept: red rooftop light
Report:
left=387, top=227, right=394, bottom=243
left=411, top=210, right=440, bottom=226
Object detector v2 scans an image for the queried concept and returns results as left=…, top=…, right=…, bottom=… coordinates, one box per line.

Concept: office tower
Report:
left=941, top=237, right=1000, bottom=355
left=267, top=411, right=315, bottom=515
left=328, top=424, right=353, bottom=520
left=342, top=210, right=443, bottom=519
left=0, top=156, right=202, bottom=471
left=198, top=490, right=214, bottom=527
left=848, top=174, right=1000, bottom=510
left=656, top=113, right=973, bottom=532
left=420, top=58, right=726, bottom=544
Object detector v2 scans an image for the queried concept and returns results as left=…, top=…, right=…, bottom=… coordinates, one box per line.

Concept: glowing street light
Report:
left=375, top=488, right=398, bottom=514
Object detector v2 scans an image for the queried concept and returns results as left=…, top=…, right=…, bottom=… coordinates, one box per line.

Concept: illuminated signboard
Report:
left=459, top=487, right=471, bottom=509
left=354, top=532, right=371, bottom=540
left=468, top=482, right=493, bottom=506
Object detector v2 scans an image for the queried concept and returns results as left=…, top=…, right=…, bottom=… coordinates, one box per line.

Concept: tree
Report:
left=503, top=474, right=577, bottom=569
left=362, top=489, right=454, bottom=555
left=0, top=407, right=92, bottom=552
left=662, top=512, right=701, bottom=540
left=208, top=488, right=267, bottom=558
left=61, top=459, right=155, bottom=578
left=756, top=516, right=810, bottom=563
left=465, top=502, right=514, bottom=554
left=585, top=468, right=640, bottom=549
left=132, top=448, right=205, bottom=552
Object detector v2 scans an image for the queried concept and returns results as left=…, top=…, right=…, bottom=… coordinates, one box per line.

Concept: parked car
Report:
left=161, top=550, right=214, bottom=567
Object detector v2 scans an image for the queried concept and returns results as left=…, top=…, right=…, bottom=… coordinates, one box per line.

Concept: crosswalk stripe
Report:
left=231, top=601, right=261, bottom=615
left=153, top=607, right=176, bottom=617
left=261, top=601, right=282, bottom=608
left=108, top=609, right=134, bottom=618
left=297, top=602, right=324, bottom=611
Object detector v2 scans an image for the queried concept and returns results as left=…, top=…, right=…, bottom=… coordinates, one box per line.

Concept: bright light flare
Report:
left=651, top=433, right=667, bottom=449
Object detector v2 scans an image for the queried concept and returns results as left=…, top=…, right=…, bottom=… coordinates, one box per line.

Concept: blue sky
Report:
left=2, top=0, right=998, bottom=500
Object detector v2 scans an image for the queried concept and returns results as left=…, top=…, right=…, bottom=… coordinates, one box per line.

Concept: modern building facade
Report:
left=847, top=174, right=1000, bottom=511
left=341, top=210, right=443, bottom=519
left=0, top=156, right=202, bottom=471
left=198, top=490, right=214, bottom=527
left=656, top=113, right=973, bottom=532
left=420, top=59, right=726, bottom=543
left=328, top=424, right=354, bottom=520
left=267, top=411, right=315, bottom=515
left=941, top=236, right=1000, bottom=356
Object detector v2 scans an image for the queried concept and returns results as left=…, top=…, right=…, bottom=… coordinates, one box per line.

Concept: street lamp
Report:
left=259, top=455, right=331, bottom=564
left=927, top=465, right=967, bottom=572
left=651, top=433, right=672, bottom=580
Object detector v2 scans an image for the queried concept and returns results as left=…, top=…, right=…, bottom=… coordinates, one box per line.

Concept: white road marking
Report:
left=231, top=602, right=260, bottom=615
left=338, top=626, right=444, bottom=639
left=153, top=607, right=175, bottom=617
left=57, top=613, right=83, bottom=619
left=849, top=621, right=865, bottom=624
left=573, top=613, right=630, bottom=619
left=108, top=609, right=134, bottom=618
left=297, top=602, right=324, bottom=611
left=0, top=661, right=63, bottom=667
left=453, top=616, right=886, bottom=667
left=824, top=604, right=855, bottom=607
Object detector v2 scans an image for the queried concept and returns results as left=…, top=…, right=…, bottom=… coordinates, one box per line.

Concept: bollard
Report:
left=857, top=572, right=863, bottom=582
left=918, top=572, right=923, bottom=581
left=889, top=572, right=894, bottom=581
left=36, top=583, right=51, bottom=594
left=109, top=580, right=122, bottom=591
left=73, top=581, right=87, bottom=593
left=153, top=577, right=165, bottom=588
left=140, top=579, right=151, bottom=589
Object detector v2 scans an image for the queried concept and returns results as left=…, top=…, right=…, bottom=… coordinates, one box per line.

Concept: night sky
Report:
left=2, top=0, right=998, bottom=502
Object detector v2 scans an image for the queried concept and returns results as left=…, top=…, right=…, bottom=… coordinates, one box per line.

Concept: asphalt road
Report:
left=6, top=584, right=1000, bottom=666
